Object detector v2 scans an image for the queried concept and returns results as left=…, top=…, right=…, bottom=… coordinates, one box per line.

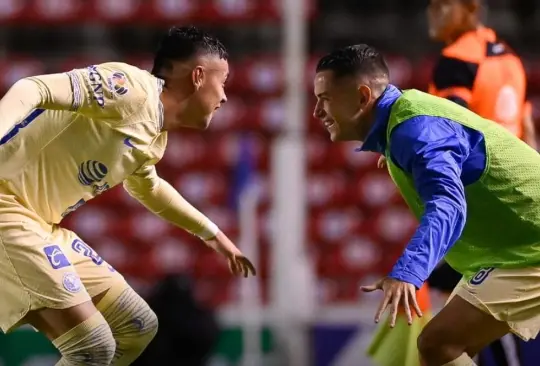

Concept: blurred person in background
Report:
left=0, top=25, right=255, bottom=366
left=427, top=0, right=535, bottom=147
left=133, top=274, right=220, bottom=366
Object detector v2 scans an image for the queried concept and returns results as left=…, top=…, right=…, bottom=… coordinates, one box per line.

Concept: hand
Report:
left=377, top=155, right=387, bottom=169
left=204, top=231, right=257, bottom=278
left=361, top=277, right=422, bottom=327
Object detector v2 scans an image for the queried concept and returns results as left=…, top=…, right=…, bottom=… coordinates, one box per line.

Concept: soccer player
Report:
left=313, top=44, right=540, bottom=366
left=426, top=1, right=533, bottom=364
left=0, top=26, right=255, bottom=366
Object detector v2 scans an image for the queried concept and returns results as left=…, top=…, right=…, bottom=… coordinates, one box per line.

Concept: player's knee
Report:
left=54, top=312, right=115, bottom=366
left=98, top=286, right=158, bottom=364
left=117, top=306, right=158, bottom=351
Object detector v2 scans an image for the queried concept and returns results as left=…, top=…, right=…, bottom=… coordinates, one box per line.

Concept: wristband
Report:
left=197, top=220, right=220, bottom=240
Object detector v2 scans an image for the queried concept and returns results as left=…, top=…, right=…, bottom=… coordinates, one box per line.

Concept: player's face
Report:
left=188, top=57, right=229, bottom=129
left=313, top=70, right=371, bottom=142
left=427, top=0, right=467, bottom=41
left=169, top=56, right=229, bottom=130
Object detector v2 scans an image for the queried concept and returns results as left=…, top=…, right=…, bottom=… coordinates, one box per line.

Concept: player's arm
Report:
left=431, top=55, right=477, bottom=108
left=387, top=116, right=469, bottom=289
left=123, top=164, right=219, bottom=239
left=522, top=101, right=537, bottom=149
left=123, top=165, right=256, bottom=277
left=0, top=64, right=145, bottom=138
left=0, top=73, right=75, bottom=138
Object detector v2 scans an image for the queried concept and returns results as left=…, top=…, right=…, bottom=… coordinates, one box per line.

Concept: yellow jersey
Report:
left=0, top=62, right=167, bottom=224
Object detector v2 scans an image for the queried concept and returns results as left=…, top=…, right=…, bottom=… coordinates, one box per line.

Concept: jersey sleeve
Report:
left=123, top=165, right=219, bottom=239
left=387, top=116, right=468, bottom=288
left=0, top=73, right=73, bottom=140
left=65, top=63, right=150, bottom=123
left=0, top=63, right=156, bottom=141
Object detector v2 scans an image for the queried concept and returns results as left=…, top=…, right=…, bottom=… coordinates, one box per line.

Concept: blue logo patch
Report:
left=44, top=245, right=71, bottom=269
left=62, top=272, right=82, bottom=293
left=469, top=267, right=495, bottom=285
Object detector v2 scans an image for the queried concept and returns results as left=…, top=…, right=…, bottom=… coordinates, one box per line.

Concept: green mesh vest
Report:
left=386, top=90, right=540, bottom=279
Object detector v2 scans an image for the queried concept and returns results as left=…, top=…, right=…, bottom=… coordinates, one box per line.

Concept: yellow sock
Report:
left=53, top=311, right=115, bottom=366
left=97, top=285, right=158, bottom=366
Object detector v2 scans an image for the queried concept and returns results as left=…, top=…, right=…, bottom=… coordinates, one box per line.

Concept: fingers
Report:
left=377, top=156, right=386, bottom=169
left=402, top=290, right=413, bottom=325
left=360, top=280, right=382, bottom=292
left=229, top=256, right=257, bottom=278
left=360, top=284, right=378, bottom=292
left=242, top=258, right=257, bottom=277
left=364, top=280, right=421, bottom=327
left=410, top=288, right=423, bottom=318
left=388, top=288, right=401, bottom=328
left=228, top=257, right=241, bottom=276
left=374, top=292, right=390, bottom=324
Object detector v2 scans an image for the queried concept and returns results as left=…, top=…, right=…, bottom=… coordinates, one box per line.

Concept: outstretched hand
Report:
left=361, top=277, right=422, bottom=327
left=204, top=231, right=257, bottom=278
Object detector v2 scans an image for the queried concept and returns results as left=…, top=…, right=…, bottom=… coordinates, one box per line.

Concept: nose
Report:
left=313, top=103, right=325, bottom=120
left=221, top=95, right=227, bottom=105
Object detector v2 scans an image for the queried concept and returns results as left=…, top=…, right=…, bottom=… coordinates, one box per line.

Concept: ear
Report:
left=191, top=66, right=204, bottom=90
left=357, top=84, right=372, bottom=106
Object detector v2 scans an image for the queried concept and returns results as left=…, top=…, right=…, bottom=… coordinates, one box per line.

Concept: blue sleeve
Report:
left=388, top=116, right=469, bottom=289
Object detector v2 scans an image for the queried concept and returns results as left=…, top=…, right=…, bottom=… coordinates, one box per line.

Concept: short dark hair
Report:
left=316, top=44, right=389, bottom=80
left=152, top=26, right=228, bottom=77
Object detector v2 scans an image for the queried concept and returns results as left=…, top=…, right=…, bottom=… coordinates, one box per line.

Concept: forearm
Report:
left=124, top=176, right=219, bottom=239
left=0, top=74, right=73, bottom=138
left=388, top=115, right=470, bottom=288
left=389, top=200, right=466, bottom=288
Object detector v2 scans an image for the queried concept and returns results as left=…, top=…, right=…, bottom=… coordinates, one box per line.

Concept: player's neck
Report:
left=446, top=22, right=481, bottom=44
left=159, top=92, right=180, bottom=130
left=356, top=110, right=375, bottom=141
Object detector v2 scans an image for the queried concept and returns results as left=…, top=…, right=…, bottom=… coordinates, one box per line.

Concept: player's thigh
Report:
left=0, top=216, right=91, bottom=335
left=421, top=266, right=540, bottom=356
left=418, top=290, right=509, bottom=358
left=24, top=300, right=99, bottom=341
left=454, top=267, right=540, bottom=342
left=53, top=226, right=127, bottom=300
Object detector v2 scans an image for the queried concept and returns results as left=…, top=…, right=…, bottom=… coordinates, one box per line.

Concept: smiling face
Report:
left=313, top=69, right=376, bottom=142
